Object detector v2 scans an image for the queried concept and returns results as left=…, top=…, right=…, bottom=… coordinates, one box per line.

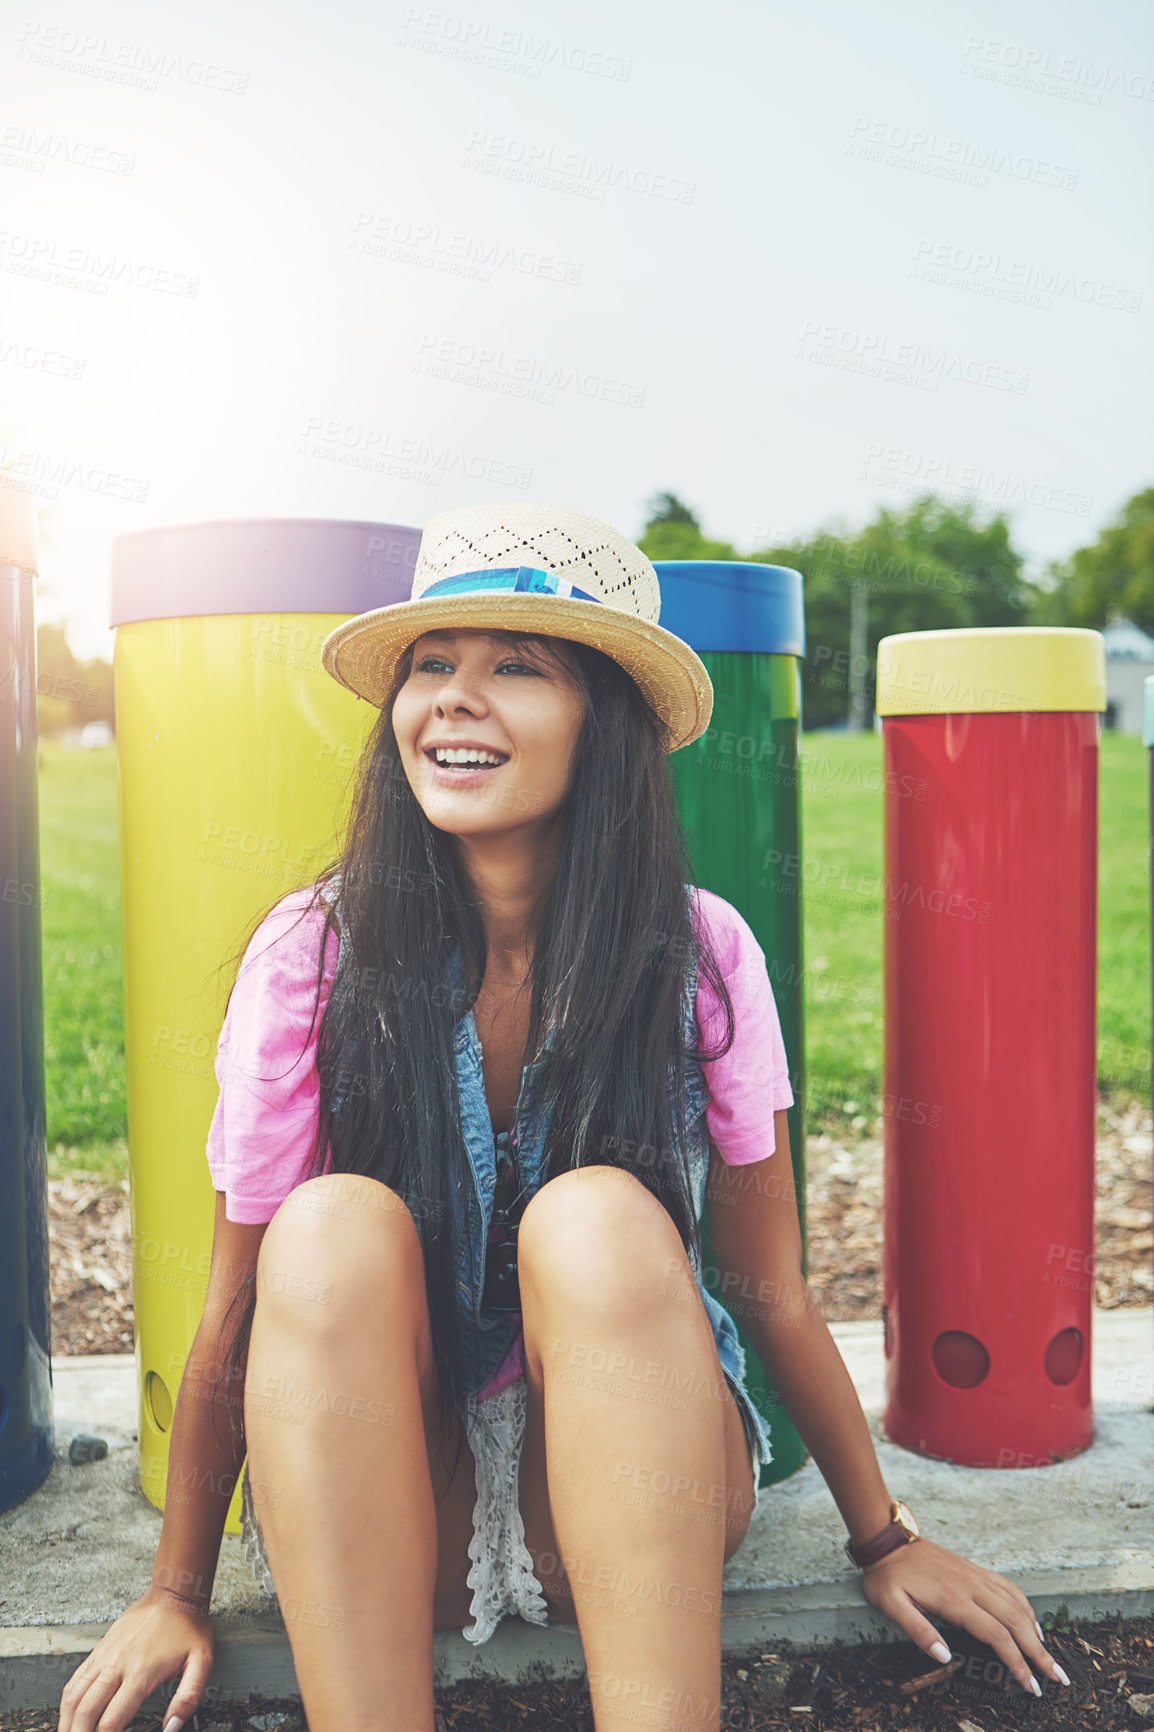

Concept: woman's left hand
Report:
left=859, top=1537, right=1071, bottom=1696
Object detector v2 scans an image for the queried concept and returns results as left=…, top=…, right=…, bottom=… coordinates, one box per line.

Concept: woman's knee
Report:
left=256, top=1173, right=423, bottom=1316
left=518, top=1165, right=689, bottom=1306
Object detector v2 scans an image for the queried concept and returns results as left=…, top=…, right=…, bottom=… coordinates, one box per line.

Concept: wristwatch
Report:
left=844, top=1500, right=921, bottom=1569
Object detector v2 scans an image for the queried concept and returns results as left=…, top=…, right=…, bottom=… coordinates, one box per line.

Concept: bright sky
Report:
left=4, top=0, right=1152, bottom=660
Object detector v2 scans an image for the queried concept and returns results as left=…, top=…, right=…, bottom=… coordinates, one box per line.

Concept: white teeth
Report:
left=432, top=747, right=506, bottom=766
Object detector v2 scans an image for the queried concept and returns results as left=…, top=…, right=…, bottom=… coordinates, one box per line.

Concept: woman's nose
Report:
left=433, top=669, right=489, bottom=715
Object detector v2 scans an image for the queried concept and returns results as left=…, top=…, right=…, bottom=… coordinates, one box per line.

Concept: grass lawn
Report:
left=37, top=731, right=1151, bottom=1183
left=38, top=740, right=126, bottom=1181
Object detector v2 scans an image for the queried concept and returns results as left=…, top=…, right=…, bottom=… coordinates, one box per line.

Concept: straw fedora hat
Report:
left=320, top=502, right=714, bottom=751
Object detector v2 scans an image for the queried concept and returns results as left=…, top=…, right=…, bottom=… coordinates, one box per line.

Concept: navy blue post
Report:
left=0, top=494, right=53, bottom=1512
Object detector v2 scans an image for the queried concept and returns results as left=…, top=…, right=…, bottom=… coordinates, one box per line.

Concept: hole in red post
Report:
left=1044, top=1327, right=1083, bottom=1386
left=882, top=1304, right=893, bottom=1358
left=931, top=1330, right=989, bottom=1388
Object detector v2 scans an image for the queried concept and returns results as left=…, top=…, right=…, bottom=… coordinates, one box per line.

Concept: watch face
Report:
left=895, top=1500, right=920, bottom=1537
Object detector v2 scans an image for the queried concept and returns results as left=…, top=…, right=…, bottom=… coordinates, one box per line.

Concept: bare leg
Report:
left=517, top=1166, right=754, bottom=1732
left=243, top=1173, right=475, bottom=1732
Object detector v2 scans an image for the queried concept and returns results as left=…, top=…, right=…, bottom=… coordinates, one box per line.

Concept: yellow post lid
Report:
left=0, top=483, right=37, bottom=573
left=875, top=627, right=1106, bottom=716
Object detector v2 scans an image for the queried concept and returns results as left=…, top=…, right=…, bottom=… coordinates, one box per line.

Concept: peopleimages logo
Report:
left=0, top=229, right=198, bottom=298
left=0, top=443, right=148, bottom=502
left=794, top=321, right=1029, bottom=394
left=910, top=238, right=1142, bottom=314
left=959, top=35, right=1154, bottom=104
left=847, top=116, right=1079, bottom=190
left=0, top=124, right=135, bottom=176
left=399, top=8, right=633, bottom=81
left=463, top=131, right=695, bottom=203
left=412, top=334, right=646, bottom=409
left=350, top=211, right=582, bottom=286
left=16, top=21, right=250, bottom=93
left=298, top=415, right=533, bottom=490
left=0, top=336, right=86, bottom=380
left=858, top=440, right=1092, bottom=517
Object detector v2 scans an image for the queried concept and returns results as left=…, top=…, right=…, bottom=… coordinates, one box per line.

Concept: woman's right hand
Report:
left=57, top=1585, right=215, bottom=1732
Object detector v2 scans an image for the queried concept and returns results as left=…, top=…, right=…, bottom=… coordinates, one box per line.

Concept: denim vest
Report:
left=332, top=918, right=773, bottom=1467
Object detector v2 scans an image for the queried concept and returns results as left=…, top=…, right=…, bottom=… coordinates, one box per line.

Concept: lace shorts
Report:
left=239, top=1373, right=763, bottom=1646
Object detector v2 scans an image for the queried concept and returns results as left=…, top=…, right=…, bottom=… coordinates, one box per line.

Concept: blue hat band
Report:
left=420, top=566, right=603, bottom=605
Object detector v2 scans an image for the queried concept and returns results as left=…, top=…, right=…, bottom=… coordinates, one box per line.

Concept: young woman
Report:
left=58, top=503, right=1068, bottom=1732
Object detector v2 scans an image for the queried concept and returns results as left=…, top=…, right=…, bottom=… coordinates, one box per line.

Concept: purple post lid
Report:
left=109, top=517, right=423, bottom=627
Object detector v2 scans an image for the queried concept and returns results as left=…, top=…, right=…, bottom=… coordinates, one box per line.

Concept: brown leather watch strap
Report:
left=845, top=1500, right=921, bottom=1569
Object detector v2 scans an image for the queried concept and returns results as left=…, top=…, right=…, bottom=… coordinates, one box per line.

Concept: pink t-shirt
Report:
left=206, top=885, right=794, bottom=1395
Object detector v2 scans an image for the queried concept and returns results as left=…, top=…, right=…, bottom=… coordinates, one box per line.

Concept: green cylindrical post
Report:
left=654, top=561, right=807, bottom=1485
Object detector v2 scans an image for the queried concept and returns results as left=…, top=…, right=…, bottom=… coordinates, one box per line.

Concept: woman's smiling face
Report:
left=391, top=628, right=587, bottom=837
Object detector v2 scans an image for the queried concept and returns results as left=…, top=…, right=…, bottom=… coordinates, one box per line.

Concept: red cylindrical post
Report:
left=876, top=628, right=1105, bottom=1468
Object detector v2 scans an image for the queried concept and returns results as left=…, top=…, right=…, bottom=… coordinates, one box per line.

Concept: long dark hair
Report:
left=210, top=629, right=736, bottom=1490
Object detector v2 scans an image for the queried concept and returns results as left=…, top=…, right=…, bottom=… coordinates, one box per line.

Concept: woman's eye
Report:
left=412, top=655, right=541, bottom=676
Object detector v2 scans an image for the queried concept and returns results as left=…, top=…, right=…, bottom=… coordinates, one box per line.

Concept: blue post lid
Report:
left=1145, top=675, right=1154, bottom=747
left=652, top=562, right=805, bottom=657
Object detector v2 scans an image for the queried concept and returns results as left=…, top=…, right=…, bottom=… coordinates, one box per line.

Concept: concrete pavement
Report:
left=1, top=1309, right=1151, bottom=1713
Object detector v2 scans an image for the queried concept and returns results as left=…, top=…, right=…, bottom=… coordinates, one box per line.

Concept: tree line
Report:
left=639, top=486, right=1154, bottom=730
left=34, top=485, right=1153, bottom=736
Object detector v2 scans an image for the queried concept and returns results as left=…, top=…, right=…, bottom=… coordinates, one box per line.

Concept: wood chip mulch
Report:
left=803, top=1094, right=1152, bottom=1320
left=47, top=1173, right=134, bottom=1355
left=47, top=1095, right=1151, bottom=1356
left=5, top=1610, right=1154, bottom=1730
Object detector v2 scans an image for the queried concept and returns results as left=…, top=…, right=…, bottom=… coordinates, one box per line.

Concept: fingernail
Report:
left=1027, top=1673, right=1042, bottom=1696
left=1053, top=1663, right=1070, bottom=1687
left=1035, top=1619, right=1045, bottom=1640
left=930, top=1641, right=951, bottom=1663
left=163, top=1717, right=183, bottom=1732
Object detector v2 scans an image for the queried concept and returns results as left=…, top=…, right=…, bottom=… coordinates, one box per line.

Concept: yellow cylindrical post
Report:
left=111, top=519, right=420, bottom=1531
